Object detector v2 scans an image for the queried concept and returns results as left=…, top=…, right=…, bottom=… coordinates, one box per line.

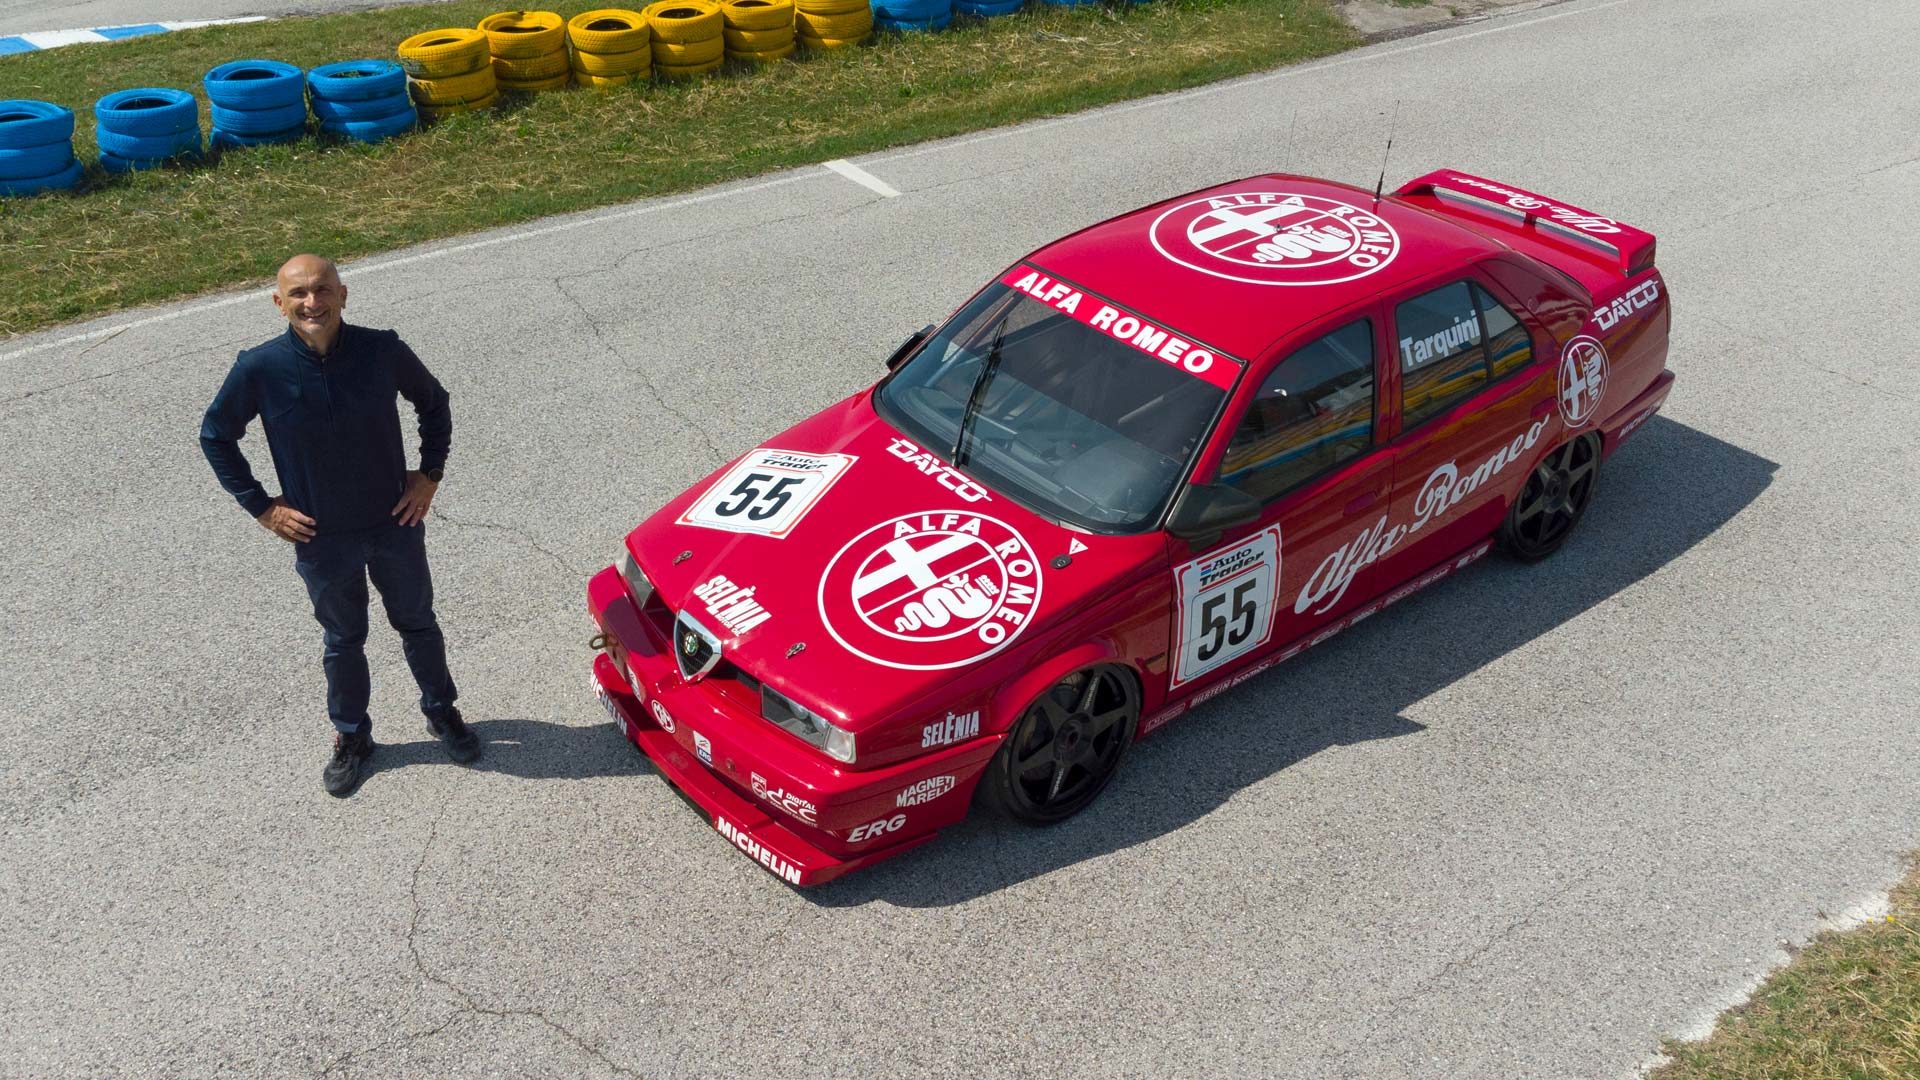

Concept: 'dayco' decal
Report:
left=1149, top=192, right=1400, bottom=287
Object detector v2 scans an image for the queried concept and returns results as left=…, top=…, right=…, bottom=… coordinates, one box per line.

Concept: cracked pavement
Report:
left=4, top=1, right=1920, bottom=1076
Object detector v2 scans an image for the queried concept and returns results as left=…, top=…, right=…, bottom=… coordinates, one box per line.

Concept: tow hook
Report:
left=589, top=633, right=612, bottom=651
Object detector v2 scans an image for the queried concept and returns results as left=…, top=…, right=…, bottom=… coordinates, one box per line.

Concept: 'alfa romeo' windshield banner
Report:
left=1001, top=267, right=1241, bottom=391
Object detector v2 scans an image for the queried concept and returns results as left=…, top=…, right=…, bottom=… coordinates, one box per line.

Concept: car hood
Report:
left=623, top=388, right=1165, bottom=732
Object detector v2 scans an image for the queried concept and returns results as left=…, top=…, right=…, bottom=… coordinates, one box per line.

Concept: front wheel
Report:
left=979, top=665, right=1139, bottom=824
left=1499, top=433, right=1600, bottom=562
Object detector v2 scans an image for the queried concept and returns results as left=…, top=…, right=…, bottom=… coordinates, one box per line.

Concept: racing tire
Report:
left=652, top=35, right=723, bottom=64
left=407, top=67, right=498, bottom=106
left=1498, top=432, right=1600, bottom=562
left=723, top=25, right=793, bottom=49
left=208, top=100, right=308, bottom=136
left=320, top=107, right=417, bottom=143
left=797, top=32, right=864, bottom=49
left=644, top=1, right=725, bottom=42
left=568, top=9, right=650, bottom=51
left=397, top=29, right=491, bottom=77
left=307, top=60, right=409, bottom=100
left=574, top=71, right=640, bottom=88
left=95, top=126, right=201, bottom=159
left=311, top=91, right=413, bottom=123
left=202, top=60, right=304, bottom=110
left=491, top=49, right=571, bottom=81
left=729, top=41, right=795, bottom=61
left=796, top=9, right=871, bottom=38
left=722, top=0, right=795, bottom=31
left=94, top=89, right=198, bottom=136
left=0, top=100, right=76, bottom=149
left=210, top=125, right=305, bottom=149
left=571, top=46, right=651, bottom=75
left=0, top=157, right=82, bottom=195
left=478, top=10, right=567, bottom=58
left=654, top=57, right=723, bottom=78
left=979, top=665, right=1139, bottom=824
left=0, top=141, right=74, bottom=181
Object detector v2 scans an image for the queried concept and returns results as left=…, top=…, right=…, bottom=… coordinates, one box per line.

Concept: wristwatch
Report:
left=423, top=466, right=444, bottom=483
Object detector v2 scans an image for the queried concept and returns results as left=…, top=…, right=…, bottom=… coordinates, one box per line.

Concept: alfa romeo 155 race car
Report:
left=588, top=169, right=1673, bottom=885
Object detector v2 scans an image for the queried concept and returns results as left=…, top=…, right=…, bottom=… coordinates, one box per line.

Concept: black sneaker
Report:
left=323, top=729, right=374, bottom=797
left=427, top=707, right=482, bottom=764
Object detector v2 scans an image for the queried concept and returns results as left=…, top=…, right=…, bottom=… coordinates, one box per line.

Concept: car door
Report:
left=1164, top=310, right=1392, bottom=696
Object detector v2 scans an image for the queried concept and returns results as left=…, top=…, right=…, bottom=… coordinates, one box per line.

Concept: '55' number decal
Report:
left=1171, top=527, right=1280, bottom=687
left=677, top=449, right=857, bottom=539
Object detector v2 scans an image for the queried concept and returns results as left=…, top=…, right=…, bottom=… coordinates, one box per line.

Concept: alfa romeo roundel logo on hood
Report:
left=819, top=511, right=1043, bottom=671
left=1149, top=192, right=1400, bottom=287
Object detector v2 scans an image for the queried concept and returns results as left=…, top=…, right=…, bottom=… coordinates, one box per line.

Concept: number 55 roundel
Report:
left=677, top=449, right=858, bottom=539
left=1172, top=527, right=1281, bottom=688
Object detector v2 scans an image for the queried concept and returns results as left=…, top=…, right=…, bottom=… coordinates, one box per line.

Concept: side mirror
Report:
left=1166, top=483, right=1261, bottom=544
left=885, top=325, right=935, bottom=371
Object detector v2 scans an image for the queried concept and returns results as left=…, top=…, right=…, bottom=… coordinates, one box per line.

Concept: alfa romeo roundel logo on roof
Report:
left=819, top=511, right=1043, bottom=671
left=1149, top=192, right=1401, bottom=287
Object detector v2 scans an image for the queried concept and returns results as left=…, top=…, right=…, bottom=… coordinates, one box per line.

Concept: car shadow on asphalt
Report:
left=807, top=417, right=1780, bottom=908
left=361, top=717, right=650, bottom=784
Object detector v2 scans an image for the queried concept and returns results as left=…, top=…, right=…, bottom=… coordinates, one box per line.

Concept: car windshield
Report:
left=875, top=282, right=1232, bottom=532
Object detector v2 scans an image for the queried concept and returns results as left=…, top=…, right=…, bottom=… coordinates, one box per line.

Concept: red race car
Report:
left=588, top=170, right=1672, bottom=885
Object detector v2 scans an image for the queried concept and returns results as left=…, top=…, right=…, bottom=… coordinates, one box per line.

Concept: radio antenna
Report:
left=1372, top=100, right=1400, bottom=209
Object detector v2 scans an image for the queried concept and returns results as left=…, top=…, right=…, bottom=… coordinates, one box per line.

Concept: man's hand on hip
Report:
left=257, top=497, right=317, bottom=543
left=392, top=471, right=438, bottom=527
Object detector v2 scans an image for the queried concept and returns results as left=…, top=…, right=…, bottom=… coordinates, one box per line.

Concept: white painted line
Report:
left=159, top=17, right=268, bottom=30
left=822, top=159, right=901, bottom=198
left=19, top=28, right=107, bottom=48
left=0, top=0, right=1631, bottom=366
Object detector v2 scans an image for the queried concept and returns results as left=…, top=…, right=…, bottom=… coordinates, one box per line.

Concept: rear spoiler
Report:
left=1395, top=170, right=1657, bottom=277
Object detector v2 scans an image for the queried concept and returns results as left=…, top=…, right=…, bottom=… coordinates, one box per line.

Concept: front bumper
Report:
left=588, top=567, right=998, bottom=886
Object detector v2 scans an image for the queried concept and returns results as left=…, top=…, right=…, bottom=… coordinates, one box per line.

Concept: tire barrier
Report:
left=313, top=58, right=416, bottom=142
left=0, top=100, right=81, bottom=197
left=480, top=10, right=571, bottom=92
left=721, top=0, right=794, bottom=63
left=567, top=9, right=651, bottom=86
left=645, top=1, right=725, bottom=77
left=93, top=88, right=200, bottom=172
left=872, top=0, right=951, bottom=31
left=397, top=28, right=490, bottom=77
left=794, top=0, right=870, bottom=50
left=955, top=0, right=1020, bottom=14
left=418, top=92, right=499, bottom=121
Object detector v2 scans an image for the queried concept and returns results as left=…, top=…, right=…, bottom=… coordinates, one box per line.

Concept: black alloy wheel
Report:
left=982, top=665, right=1140, bottom=824
left=1500, top=434, right=1601, bottom=562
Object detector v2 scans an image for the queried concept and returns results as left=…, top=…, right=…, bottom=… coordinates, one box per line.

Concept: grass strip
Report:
left=1651, top=856, right=1920, bottom=1079
left=0, top=0, right=1356, bottom=337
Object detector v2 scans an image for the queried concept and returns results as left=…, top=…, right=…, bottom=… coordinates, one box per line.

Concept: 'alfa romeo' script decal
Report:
left=1149, top=192, right=1400, bottom=287
left=819, top=511, right=1042, bottom=671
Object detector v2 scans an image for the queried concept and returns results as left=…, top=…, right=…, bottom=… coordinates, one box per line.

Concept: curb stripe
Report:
left=0, top=17, right=264, bottom=55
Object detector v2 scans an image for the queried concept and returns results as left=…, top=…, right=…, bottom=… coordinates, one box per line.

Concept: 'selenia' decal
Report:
left=1149, top=192, right=1400, bottom=287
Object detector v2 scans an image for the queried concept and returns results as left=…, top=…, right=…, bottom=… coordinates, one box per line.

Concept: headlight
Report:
left=617, top=544, right=655, bottom=608
left=762, top=686, right=856, bottom=764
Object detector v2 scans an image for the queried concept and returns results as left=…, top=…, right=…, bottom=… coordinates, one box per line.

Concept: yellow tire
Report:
left=796, top=9, right=870, bottom=38
left=407, top=67, right=498, bottom=105
left=491, top=48, right=570, bottom=80
left=721, top=0, right=794, bottom=30
left=421, top=92, right=498, bottom=120
left=728, top=41, right=795, bottom=61
left=397, top=28, right=490, bottom=77
left=572, top=46, right=651, bottom=75
left=655, top=56, right=722, bottom=78
left=497, top=71, right=574, bottom=92
left=567, top=9, right=649, bottom=52
left=798, top=32, right=864, bottom=48
left=723, top=25, right=793, bottom=49
left=643, top=0, right=724, bottom=43
left=652, top=35, right=723, bottom=65
left=575, top=71, right=641, bottom=88
left=478, top=10, right=566, bottom=58
left=794, top=0, right=867, bottom=16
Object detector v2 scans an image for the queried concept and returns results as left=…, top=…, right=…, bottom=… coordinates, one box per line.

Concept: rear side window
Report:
left=1480, top=284, right=1533, bottom=377
left=1397, top=282, right=1488, bottom=428
left=1220, top=320, right=1374, bottom=502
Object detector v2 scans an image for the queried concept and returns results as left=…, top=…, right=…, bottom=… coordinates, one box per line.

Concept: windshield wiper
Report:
left=952, top=322, right=1005, bottom=467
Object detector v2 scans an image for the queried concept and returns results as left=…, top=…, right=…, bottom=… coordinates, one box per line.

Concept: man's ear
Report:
left=338, top=282, right=347, bottom=309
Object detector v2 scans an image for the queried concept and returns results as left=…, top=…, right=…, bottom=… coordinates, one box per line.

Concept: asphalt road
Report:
left=5, top=0, right=1918, bottom=1076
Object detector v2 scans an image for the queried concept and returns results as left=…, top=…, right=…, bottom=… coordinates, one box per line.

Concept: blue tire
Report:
left=309, top=92, right=412, bottom=125
left=0, top=100, right=76, bottom=149
left=95, top=88, right=199, bottom=136
left=203, top=60, right=305, bottom=110
left=211, top=125, right=306, bottom=149
left=875, top=11, right=953, bottom=29
left=0, top=157, right=83, bottom=196
left=100, top=149, right=202, bottom=173
left=95, top=125, right=201, bottom=159
left=0, top=140, right=74, bottom=180
left=321, top=107, right=416, bottom=144
left=307, top=60, right=408, bottom=102
left=956, top=0, right=1021, bottom=13
left=209, top=100, right=308, bottom=136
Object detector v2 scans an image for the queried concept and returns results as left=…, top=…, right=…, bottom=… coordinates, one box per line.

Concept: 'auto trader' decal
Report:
left=1171, top=526, right=1281, bottom=688
left=1000, top=268, right=1241, bottom=390
left=676, top=448, right=856, bottom=539
left=1148, top=192, right=1400, bottom=288
left=819, top=511, right=1042, bottom=672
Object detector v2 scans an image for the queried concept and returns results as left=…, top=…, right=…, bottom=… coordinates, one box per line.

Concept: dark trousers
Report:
left=294, top=522, right=458, bottom=736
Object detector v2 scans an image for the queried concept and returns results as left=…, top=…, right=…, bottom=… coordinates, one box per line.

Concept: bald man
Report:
left=201, top=254, right=479, bottom=797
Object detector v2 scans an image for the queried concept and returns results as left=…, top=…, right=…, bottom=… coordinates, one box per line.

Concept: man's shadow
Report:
left=363, top=718, right=649, bottom=783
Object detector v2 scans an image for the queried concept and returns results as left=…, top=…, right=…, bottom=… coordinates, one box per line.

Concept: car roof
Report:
left=1024, top=173, right=1508, bottom=363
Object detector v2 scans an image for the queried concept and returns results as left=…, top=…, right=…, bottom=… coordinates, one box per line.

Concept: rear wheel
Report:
left=1500, top=433, right=1600, bottom=561
left=980, top=665, right=1138, bottom=824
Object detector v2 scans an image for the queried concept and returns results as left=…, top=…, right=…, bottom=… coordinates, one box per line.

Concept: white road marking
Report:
left=822, top=159, right=901, bottom=198
left=19, top=29, right=107, bottom=47
left=0, top=0, right=1631, bottom=367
